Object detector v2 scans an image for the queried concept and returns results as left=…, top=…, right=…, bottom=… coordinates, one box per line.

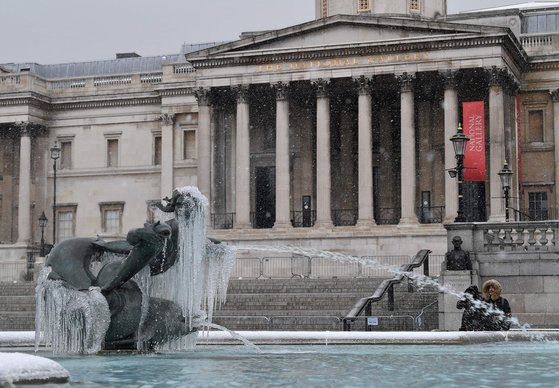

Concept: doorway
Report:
left=255, top=167, right=276, bottom=228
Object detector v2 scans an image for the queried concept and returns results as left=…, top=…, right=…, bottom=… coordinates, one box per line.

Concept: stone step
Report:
left=0, top=312, right=35, bottom=331
left=0, top=282, right=36, bottom=296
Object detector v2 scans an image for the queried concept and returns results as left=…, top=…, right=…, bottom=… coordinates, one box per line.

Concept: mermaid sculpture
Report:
left=35, top=187, right=234, bottom=354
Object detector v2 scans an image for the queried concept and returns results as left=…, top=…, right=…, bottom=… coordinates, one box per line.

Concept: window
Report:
left=528, top=110, right=544, bottom=143
left=56, top=205, right=77, bottom=243
left=321, top=0, right=328, bottom=18
left=154, top=135, right=162, bottom=165
left=528, top=192, right=548, bottom=221
left=60, top=141, right=72, bottom=170
left=100, top=202, right=124, bottom=235
left=358, top=0, right=370, bottom=12
left=107, top=138, right=119, bottom=167
left=410, top=0, right=420, bottom=13
left=183, top=129, right=197, bottom=159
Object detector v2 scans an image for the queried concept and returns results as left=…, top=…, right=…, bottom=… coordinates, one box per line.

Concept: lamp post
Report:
left=499, top=161, right=513, bottom=222
left=39, top=211, right=48, bottom=257
left=50, top=142, right=61, bottom=244
left=449, top=124, right=470, bottom=223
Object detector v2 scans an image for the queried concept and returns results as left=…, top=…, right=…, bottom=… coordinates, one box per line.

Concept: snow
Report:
left=0, top=352, right=69, bottom=385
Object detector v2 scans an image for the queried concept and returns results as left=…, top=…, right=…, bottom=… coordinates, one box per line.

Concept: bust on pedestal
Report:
left=438, top=235, right=479, bottom=331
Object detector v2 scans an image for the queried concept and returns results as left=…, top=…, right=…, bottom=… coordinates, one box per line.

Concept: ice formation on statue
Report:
left=35, top=186, right=235, bottom=354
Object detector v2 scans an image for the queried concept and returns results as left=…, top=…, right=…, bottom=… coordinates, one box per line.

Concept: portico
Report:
left=186, top=15, right=522, bottom=233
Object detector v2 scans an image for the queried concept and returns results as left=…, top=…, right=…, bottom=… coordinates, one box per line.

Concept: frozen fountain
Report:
left=34, top=186, right=235, bottom=354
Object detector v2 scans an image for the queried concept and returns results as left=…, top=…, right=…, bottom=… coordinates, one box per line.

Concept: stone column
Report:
left=195, top=88, right=212, bottom=203
left=235, top=85, right=251, bottom=228
left=159, top=113, right=175, bottom=199
left=488, top=67, right=506, bottom=222
left=552, top=89, right=559, bottom=208
left=355, top=75, right=375, bottom=227
left=274, top=82, right=292, bottom=229
left=398, top=73, right=419, bottom=226
left=17, top=123, right=32, bottom=244
left=443, top=71, right=459, bottom=223
left=314, top=79, right=333, bottom=228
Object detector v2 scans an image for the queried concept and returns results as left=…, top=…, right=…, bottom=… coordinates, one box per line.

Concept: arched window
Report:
left=358, top=0, right=370, bottom=12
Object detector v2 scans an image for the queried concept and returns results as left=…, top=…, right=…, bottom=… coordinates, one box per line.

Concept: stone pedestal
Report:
left=438, top=269, right=479, bottom=331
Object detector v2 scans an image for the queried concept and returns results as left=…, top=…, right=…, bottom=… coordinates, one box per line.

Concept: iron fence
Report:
left=332, top=209, right=358, bottom=226
left=291, top=210, right=316, bottom=227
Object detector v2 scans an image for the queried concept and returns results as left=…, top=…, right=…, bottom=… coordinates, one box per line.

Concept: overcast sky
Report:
left=0, top=0, right=540, bottom=65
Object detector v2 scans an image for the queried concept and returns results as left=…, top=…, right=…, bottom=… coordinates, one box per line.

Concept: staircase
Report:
left=0, top=278, right=439, bottom=332
left=212, top=278, right=439, bottom=331
left=0, top=282, right=36, bottom=331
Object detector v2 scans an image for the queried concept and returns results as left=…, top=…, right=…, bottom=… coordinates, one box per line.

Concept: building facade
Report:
left=2, top=1, right=559, bottom=261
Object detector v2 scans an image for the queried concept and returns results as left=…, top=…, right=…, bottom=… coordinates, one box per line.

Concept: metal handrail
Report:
left=342, top=249, right=432, bottom=331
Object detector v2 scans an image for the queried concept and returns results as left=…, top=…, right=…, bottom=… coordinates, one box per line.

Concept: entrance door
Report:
left=255, top=167, right=276, bottom=228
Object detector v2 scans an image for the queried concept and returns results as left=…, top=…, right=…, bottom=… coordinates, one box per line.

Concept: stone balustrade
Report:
left=0, top=64, right=195, bottom=95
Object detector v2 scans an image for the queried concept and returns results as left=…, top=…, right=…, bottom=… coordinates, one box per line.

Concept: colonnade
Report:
left=188, top=67, right=516, bottom=230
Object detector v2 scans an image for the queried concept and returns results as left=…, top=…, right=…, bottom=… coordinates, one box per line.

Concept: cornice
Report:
left=189, top=34, right=528, bottom=72
left=158, top=87, right=194, bottom=97
left=0, top=92, right=50, bottom=110
left=50, top=96, right=161, bottom=111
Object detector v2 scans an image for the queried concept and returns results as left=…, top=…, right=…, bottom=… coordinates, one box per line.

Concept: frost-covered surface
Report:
left=148, top=186, right=235, bottom=351
left=33, top=186, right=235, bottom=355
left=0, top=331, right=35, bottom=346
left=35, top=267, right=111, bottom=354
left=0, top=352, right=69, bottom=385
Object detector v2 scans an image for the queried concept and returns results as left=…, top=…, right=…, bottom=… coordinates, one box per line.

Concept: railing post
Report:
left=388, top=285, right=395, bottom=311
left=365, top=302, right=372, bottom=331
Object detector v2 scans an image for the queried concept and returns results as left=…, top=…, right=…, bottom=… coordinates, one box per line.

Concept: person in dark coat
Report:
left=457, top=285, right=484, bottom=331
left=481, top=279, right=512, bottom=331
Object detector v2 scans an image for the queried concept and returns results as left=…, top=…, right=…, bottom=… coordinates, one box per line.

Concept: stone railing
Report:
left=172, top=63, right=196, bottom=74
left=519, top=33, right=559, bottom=55
left=520, top=33, right=554, bottom=47
left=0, top=74, right=21, bottom=85
left=464, top=221, right=559, bottom=253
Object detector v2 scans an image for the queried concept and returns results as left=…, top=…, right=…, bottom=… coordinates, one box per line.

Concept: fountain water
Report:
left=232, top=244, right=527, bottom=334
left=35, top=186, right=235, bottom=354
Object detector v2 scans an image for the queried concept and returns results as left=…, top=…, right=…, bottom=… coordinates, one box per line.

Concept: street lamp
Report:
left=449, top=123, right=470, bottom=223
left=50, top=142, right=61, bottom=244
left=39, top=211, right=48, bottom=256
left=499, top=161, right=513, bottom=222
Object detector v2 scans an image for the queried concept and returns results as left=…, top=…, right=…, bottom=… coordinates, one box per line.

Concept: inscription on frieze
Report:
left=256, top=52, right=429, bottom=72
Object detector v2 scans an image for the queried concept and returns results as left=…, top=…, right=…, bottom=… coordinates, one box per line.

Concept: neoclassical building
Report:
left=2, top=0, right=559, bottom=260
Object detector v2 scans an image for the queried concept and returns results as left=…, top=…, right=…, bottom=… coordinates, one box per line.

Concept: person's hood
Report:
left=482, top=279, right=502, bottom=300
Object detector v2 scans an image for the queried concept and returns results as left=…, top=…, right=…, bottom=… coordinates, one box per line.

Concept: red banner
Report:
left=462, top=102, right=486, bottom=182
left=516, top=95, right=522, bottom=191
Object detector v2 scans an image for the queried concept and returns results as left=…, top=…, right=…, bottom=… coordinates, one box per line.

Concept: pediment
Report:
left=187, top=14, right=510, bottom=62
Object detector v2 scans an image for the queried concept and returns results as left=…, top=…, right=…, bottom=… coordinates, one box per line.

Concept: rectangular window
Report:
left=528, top=110, right=544, bottom=143
left=57, top=206, right=77, bottom=243
left=60, top=141, right=72, bottom=170
left=528, top=192, right=548, bottom=220
left=100, top=202, right=124, bottom=235
left=410, top=0, right=420, bottom=12
left=183, top=129, right=197, bottom=159
left=154, top=135, right=162, bottom=165
left=358, top=0, right=370, bottom=12
left=107, top=138, right=119, bottom=167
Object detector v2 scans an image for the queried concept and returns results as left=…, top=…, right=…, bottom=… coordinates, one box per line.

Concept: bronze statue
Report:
left=445, top=236, right=472, bottom=271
